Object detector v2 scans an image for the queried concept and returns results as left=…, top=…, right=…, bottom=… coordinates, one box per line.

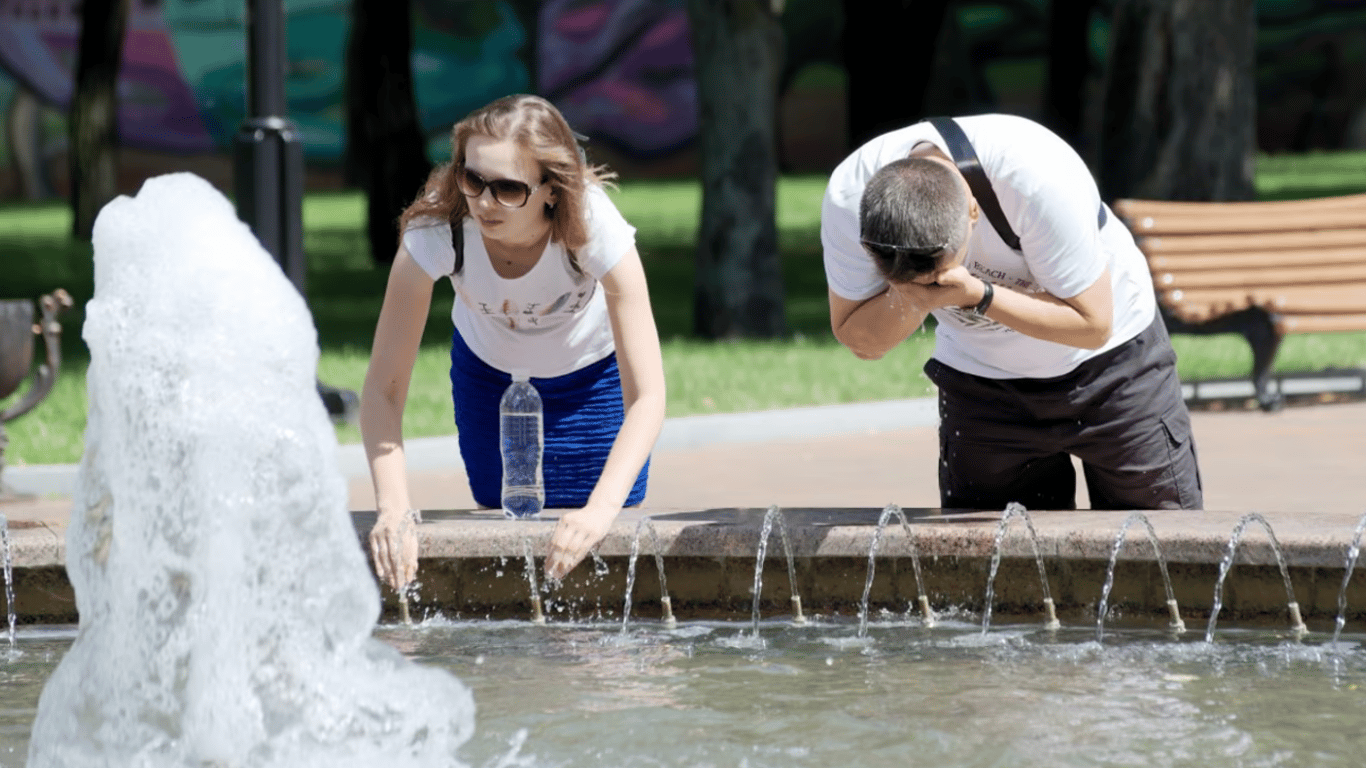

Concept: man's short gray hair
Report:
left=859, top=157, right=970, bottom=282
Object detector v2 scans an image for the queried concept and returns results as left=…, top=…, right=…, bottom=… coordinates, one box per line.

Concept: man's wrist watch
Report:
left=971, top=280, right=995, bottom=316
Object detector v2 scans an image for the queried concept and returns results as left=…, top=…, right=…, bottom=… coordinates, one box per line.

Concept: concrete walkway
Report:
left=349, top=397, right=1366, bottom=517
left=4, top=396, right=1365, bottom=526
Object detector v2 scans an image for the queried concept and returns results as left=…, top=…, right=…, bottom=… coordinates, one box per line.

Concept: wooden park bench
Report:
left=1113, top=193, right=1366, bottom=411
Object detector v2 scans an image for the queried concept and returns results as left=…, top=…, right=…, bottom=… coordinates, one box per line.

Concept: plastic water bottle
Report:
left=500, top=369, right=544, bottom=518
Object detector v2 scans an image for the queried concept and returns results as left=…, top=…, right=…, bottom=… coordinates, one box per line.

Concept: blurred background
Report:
left=1, top=0, right=1361, bottom=201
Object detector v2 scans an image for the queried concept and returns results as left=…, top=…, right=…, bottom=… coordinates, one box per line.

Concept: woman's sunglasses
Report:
left=457, top=167, right=544, bottom=209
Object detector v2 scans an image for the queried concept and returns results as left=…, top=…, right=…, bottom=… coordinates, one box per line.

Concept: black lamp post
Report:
left=234, top=0, right=357, bottom=420
left=234, top=0, right=305, bottom=294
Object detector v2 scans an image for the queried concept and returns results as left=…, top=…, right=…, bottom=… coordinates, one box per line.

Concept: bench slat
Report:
left=1115, top=193, right=1366, bottom=217
left=1137, top=229, right=1366, bottom=254
left=1162, top=284, right=1366, bottom=321
left=1124, top=208, right=1366, bottom=235
left=1148, top=246, right=1366, bottom=271
left=1154, top=263, right=1366, bottom=289
left=1278, top=313, right=1366, bottom=335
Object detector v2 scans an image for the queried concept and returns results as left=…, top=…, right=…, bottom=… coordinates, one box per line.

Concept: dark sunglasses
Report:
left=859, top=239, right=948, bottom=261
left=457, top=167, right=544, bottom=209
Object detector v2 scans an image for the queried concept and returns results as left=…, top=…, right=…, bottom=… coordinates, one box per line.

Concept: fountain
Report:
left=749, top=505, right=804, bottom=634
left=1, top=513, right=14, bottom=654
left=5, top=497, right=1366, bottom=762
left=982, top=503, right=1060, bottom=632
left=856, top=503, right=933, bottom=637
left=1333, top=511, right=1366, bottom=645
left=24, top=173, right=474, bottom=766
left=1096, top=512, right=1186, bottom=640
left=621, top=517, right=676, bottom=632
left=522, top=537, right=546, bottom=625
left=1205, top=512, right=1309, bottom=642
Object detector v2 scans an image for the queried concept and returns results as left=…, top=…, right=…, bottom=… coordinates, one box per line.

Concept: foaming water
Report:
left=25, top=174, right=474, bottom=767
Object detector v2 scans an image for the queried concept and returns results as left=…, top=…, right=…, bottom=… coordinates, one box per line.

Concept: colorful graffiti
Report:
left=0, top=0, right=537, bottom=168
left=541, top=0, right=695, bottom=158
left=0, top=0, right=709, bottom=199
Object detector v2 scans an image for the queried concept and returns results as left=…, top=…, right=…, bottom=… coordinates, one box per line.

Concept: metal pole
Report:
left=233, top=0, right=306, bottom=296
left=233, top=0, right=357, bottom=421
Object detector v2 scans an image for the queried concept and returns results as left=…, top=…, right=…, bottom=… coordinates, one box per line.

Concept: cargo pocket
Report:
left=1159, top=409, right=1203, bottom=510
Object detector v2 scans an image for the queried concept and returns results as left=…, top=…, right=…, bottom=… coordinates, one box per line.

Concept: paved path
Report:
left=343, top=399, right=1366, bottom=517
left=5, top=398, right=1365, bottom=529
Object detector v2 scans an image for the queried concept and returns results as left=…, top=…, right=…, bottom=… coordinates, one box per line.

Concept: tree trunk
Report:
left=69, top=0, right=130, bottom=240
left=1097, top=0, right=1257, bottom=202
left=686, top=0, right=787, bottom=339
left=1043, top=0, right=1099, bottom=149
left=345, top=0, right=433, bottom=265
left=843, top=0, right=950, bottom=150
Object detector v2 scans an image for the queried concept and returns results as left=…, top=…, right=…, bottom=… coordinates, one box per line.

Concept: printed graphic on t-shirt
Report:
left=563, top=288, right=591, bottom=313
left=944, top=260, right=1043, bottom=332
left=943, top=306, right=1010, bottom=332
left=542, top=292, right=572, bottom=315
left=473, top=285, right=597, bottom=331
left=969, top=260, right=1040, bottom=294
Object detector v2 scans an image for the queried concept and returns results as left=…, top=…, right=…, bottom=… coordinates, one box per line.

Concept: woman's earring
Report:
left=544, top=201, right=555, bottom=219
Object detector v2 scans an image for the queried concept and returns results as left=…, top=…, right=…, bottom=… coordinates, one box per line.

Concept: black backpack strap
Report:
left=926, top=116, right=1108, bottom=246
left=449, top=216, right=464, bottom=276
left=925, top=116, right=1022, bottom=251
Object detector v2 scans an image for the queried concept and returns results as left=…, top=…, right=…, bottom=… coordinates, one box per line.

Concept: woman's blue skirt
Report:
left=450, top=328, right=649, bottom=510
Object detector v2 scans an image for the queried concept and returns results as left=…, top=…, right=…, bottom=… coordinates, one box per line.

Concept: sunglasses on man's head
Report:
left=457, top=167, right=544, bottom=209
left=859, top=238, right=948, bottom=261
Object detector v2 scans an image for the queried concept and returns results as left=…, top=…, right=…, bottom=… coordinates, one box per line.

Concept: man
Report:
left=821, top=113, right=1202, bottom=511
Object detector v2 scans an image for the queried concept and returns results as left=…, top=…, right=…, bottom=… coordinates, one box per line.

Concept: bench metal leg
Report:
left=1244, top=314, right=1285, bottom=412
left=1162, top=307, right=1285, bottom=412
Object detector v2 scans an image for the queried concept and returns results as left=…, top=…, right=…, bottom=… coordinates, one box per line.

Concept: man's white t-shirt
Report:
left=403, top=184, right=636, bottom=378
left=822, top=114, right=1156, bottom=379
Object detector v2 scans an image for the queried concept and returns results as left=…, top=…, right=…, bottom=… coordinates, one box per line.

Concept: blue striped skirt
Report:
left=450, top=328, right=650, bottom=510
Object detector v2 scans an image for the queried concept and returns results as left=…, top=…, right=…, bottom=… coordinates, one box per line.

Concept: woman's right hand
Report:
left=361, top=245, right=435, bottom=593
left=369, top=508, right=420, bottom=591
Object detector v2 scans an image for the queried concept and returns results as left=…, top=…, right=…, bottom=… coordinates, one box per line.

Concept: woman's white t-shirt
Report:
left=822, top=113, right=1156, bottom=380
left=402, top=185, right=636, bottom=378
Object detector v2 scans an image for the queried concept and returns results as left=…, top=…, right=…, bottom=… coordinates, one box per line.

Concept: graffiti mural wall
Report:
left=0, top=0, right=725, bottom=199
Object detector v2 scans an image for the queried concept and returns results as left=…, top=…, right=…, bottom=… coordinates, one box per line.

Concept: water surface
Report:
left=7, top=617, right=1364, bottom=767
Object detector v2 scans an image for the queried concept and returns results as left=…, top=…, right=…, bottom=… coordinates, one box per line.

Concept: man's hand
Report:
left=891, top=266, right=985, bottom=312
left=545, top=505, right=617, bottom=581
left=369, top=508, right=419, bottom=591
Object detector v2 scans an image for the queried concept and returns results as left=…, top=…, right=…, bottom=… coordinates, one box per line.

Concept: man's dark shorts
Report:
left=924, top=315, right=1203, bottom=511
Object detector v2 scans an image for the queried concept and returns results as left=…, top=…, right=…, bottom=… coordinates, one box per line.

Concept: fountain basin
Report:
left=6, top=505, right=1365, bottom=628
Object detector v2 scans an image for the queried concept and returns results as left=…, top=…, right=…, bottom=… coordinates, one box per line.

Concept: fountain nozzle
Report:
left=917, top=595, right=936, bottom=628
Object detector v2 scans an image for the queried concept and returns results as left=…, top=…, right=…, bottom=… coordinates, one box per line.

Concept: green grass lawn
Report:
left=3, top=154, right=1365, bottom=465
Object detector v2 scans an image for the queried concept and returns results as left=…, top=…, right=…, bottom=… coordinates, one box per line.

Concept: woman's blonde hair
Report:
left=399, top=94, right=615, bottom=268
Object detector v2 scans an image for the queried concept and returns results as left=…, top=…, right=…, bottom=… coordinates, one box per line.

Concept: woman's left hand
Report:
left=545, top=505, right=618, bottom=581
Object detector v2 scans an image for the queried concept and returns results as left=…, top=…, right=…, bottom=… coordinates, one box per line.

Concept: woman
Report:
left=361, top=95, right=665, bottom=590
